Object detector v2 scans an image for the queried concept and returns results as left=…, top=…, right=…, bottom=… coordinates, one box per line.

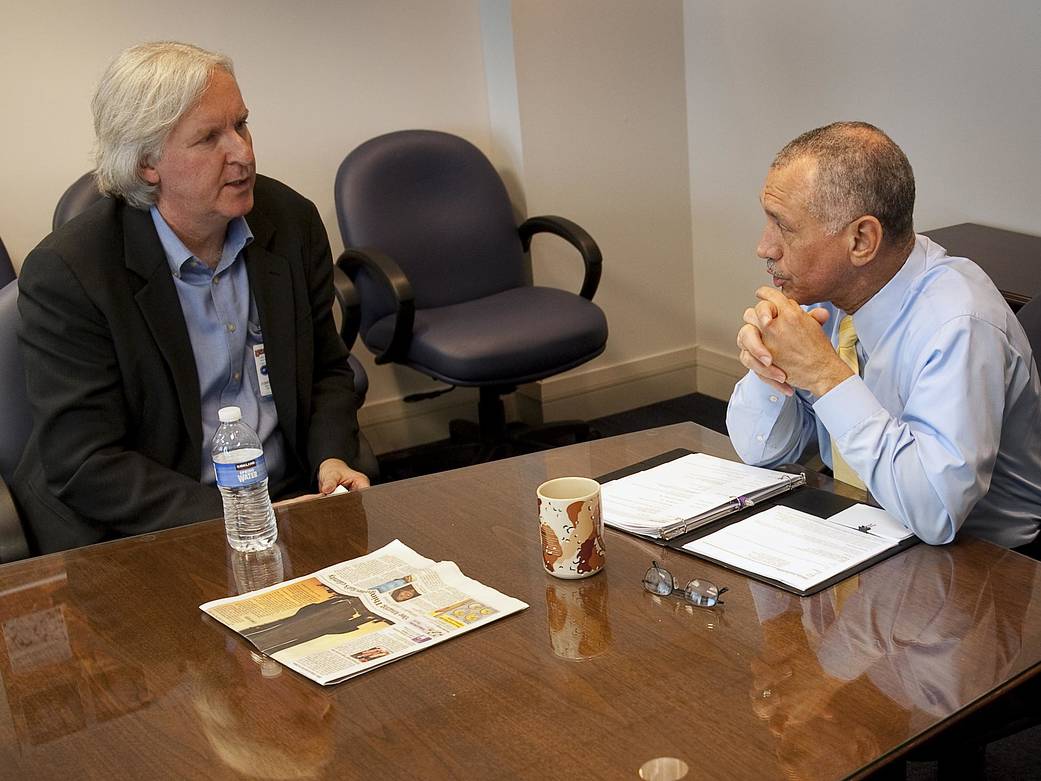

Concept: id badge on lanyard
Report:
left=253, top=344, right=273, bottom=397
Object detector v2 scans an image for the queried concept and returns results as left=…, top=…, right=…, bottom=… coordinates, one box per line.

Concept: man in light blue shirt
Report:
left=727, top=121, right=1041, bottom=549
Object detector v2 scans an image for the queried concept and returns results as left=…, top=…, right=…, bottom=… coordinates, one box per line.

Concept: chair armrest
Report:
left=518, top=215, right=603, bottom=300
left=335, top=248, right=415, bottom=365
left=332, top=264, right=361, bottom=351
left=0, top=476, right=30, bottom=563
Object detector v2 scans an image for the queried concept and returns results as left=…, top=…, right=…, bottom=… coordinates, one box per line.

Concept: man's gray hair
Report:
left=772, top=121, right=915, bottom=244
left=92, top=42, right=234, bottom=209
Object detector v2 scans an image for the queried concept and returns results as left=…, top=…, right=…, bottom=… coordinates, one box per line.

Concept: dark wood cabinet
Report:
left=923, top=223, right=1041, bottom=311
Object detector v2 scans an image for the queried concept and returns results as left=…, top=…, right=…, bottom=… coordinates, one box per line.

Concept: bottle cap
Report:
left=218, top=406, right=242, bottom=423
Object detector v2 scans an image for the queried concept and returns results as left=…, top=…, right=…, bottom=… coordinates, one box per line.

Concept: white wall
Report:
left=1, top=0, right=698, bottom=454
left=4, top=1, right=1037, bottom=452
left=506, top=0, right=697, bottom=421
left=684, top=0, right=1041, bottom=391
left=0, top=0, right=495, bottom=451
left=0, top=0, right=493, bottom=267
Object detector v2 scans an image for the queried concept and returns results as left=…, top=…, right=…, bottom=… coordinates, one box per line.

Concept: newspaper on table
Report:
left=200, top=540, right=528, bottom=685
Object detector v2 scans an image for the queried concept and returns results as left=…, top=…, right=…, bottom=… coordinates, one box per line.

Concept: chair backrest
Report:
left=0, top=234, right=14, bottom=288
left=1017, top=294, right=1041, bottom=362
left=0, top=279, right=33, bottom=560
left=53, top=171, right=107, bottom=230
left=0, top=280, right=32, bottom=485
left=334, top=130, right=526, bottom=336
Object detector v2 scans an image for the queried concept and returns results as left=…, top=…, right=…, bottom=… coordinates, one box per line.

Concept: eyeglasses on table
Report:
left=642, top=560, right=727, bottom=608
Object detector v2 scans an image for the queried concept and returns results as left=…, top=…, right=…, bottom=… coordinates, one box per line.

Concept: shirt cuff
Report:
left=728, top=372, right=797, bottom=463
left=739, top=371, right=789, bottom=406
left=812, top=375, right=885, bottom=442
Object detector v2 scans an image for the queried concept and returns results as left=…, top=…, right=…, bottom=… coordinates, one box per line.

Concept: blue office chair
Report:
left=332, top=266, right=369, bottom=406
left=52, top=172, right=378, bottom=480
left=334, top=129, right=608, bottom=462
left=331, top=265, right=379, bottom=479
left=0, top=280, right=33, bottom=562
left=53, top=171, right=106, bottom=231
left=0, top=234, right=14, bottom=288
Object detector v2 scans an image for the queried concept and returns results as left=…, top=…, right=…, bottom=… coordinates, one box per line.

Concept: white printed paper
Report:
left=827, top=504, right=913, bottom=542
left=601, top=452, right=797, bottom=536
left=684, top=505, right=895, bottom=592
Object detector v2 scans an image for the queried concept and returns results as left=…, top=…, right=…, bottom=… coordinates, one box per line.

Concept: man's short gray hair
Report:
left=92, top=42, right=234, bottom=209
left=772, top=121, right=915, bottom=244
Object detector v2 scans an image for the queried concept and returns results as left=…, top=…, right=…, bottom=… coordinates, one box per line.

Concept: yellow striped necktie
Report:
left=832, top=316, right=866, bottom=490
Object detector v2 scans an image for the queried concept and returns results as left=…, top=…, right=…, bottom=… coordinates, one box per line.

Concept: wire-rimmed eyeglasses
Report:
left=642, top=561, right=728, bottom=607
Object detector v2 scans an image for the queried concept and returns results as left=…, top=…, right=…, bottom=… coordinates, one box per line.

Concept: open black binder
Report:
left=597, top=449, right=919, bottom=597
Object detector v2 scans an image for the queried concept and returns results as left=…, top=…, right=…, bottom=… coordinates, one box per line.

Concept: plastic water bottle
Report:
left=212, top=405, right=277, bottom=551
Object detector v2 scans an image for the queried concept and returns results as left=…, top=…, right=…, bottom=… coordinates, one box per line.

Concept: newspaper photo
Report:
left=200, top=540, right=528, bottom=685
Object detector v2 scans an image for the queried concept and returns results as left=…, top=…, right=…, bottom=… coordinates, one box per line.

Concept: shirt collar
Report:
left=847, top=234, right=934, bottom=356
left=149, top=206, right=254, bottom=278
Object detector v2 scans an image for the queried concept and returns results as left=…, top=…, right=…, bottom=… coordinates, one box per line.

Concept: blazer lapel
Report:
left=122, top=206, right=203, bottom=459
left=245, top=210, right=299, bottom=454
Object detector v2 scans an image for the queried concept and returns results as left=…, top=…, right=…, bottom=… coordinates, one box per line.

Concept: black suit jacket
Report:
left=13, top=175, right=362, bottom=553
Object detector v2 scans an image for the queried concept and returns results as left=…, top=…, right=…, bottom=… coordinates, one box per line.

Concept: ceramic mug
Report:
left=537, top=477, right=605, bottom=579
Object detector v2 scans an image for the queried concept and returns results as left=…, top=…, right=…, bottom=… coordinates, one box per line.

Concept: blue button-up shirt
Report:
left=150, top=207, right=286, bottom=487
left=727, top=235, right=1041, bottom=548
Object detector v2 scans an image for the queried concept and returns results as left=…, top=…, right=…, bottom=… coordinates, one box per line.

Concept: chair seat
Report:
left=365, top=286, right=607, bottom=386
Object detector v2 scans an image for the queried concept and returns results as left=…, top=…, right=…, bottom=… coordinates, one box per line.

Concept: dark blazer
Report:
left=13, top=175, right=362, bottom=553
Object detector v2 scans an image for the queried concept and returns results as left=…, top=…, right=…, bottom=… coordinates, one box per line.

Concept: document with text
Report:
left=601, top=452, right=805, bottom=540
left=683, top=504, right=914, bottom=593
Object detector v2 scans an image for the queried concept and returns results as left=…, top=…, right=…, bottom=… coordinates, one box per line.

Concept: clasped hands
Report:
left=737, top=287, right=853, bottom=399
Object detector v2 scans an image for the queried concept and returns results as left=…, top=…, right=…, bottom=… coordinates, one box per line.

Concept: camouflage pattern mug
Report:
left=537, top=477, right=605, bottom=579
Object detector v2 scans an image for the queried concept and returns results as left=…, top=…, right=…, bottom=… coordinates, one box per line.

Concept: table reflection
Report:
left=748, top=545, right=1034, bottom=779
left=0, top=558, right=156, bottom=748
left=231, top=545, right=288, bottom=595
left=545, top=576, right=613, bottom=660
left=230, top=543, right=291, bottom=678
left=189, top=642, right=336, bottom=779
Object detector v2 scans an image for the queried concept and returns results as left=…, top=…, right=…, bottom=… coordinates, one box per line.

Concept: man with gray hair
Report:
left=727, top=121, right=1041, bottom=550
left=14, top=42, right=370, bottom=553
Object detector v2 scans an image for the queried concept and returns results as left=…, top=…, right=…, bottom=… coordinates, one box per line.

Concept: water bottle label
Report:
left=214, top=453, right=268, bottom=488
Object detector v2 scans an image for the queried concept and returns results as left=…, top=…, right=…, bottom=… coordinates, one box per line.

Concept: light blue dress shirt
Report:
left=150, top=207, right=286, bottom=488
left=727, top=235, right=1041, bottom=548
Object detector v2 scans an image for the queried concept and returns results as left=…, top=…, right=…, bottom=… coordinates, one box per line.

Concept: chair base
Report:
left=454, top=385, right=600, bottom=460
left=376, top=421, right=599, bottom=483
left=448, top=417, right=600, bottom=462
left=375, top=387, right=600, bottom=482
left=376, top=438, right=486, bottom=482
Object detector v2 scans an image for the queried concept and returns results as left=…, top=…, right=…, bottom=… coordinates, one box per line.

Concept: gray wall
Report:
left=685, top=0, right=1041, bottom=375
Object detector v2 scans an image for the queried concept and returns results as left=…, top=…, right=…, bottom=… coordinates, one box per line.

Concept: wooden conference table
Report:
left=1, top=422, right=1041, bottom=780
